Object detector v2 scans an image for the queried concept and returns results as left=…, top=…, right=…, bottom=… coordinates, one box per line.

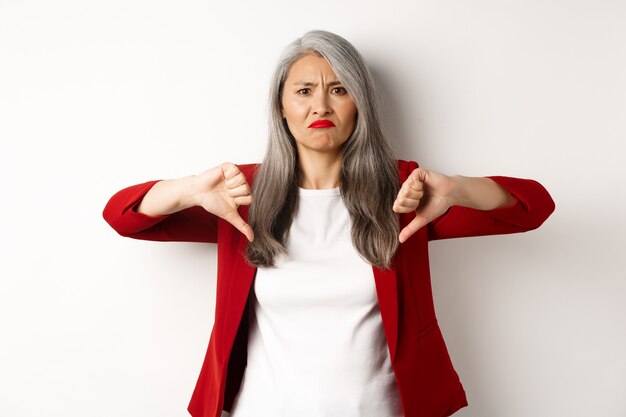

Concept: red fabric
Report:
left=102, top=160, right=555, bottom=417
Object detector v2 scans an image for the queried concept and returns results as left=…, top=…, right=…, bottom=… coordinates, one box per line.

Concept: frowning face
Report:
left=281, top=53, right=357, bottom=157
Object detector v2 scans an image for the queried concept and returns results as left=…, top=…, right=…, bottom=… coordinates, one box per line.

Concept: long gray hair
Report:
left=245, top=30, right=400, bottom=270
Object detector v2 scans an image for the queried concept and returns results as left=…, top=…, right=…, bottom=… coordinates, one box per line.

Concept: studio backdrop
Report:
left=1, top=1, right=625, bottom=416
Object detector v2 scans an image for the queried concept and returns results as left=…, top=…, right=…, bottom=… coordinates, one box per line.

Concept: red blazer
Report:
left=103, top=159, right=555, bottom=417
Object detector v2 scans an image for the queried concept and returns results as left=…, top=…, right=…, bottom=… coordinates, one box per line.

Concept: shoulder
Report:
left=235, top=162, right=261, bottom=180
left=236, top=161, right=421, bottom=181
left=396, top=159, right=420, bottom=181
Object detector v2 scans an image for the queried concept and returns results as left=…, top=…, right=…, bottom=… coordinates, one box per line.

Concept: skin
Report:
left=137, top=52, right=516, bottom=244
left=281, top=53, right=357, bottom=189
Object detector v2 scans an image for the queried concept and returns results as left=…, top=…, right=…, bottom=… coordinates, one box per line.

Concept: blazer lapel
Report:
left=225, top=198, right=401, bottom=365
left=218, top=205, right=257, bottom=364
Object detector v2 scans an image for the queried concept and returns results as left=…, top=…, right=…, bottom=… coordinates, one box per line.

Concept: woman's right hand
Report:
left=136, top=162, right=254, bottom=242
left=191, top=162, right=254, bottom=242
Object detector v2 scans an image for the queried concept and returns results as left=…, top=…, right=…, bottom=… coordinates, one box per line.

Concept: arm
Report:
left=393, top=160, right=555, bottom=242
left=427, top=175, right=555, bottom=241
left=102, top=162, right=255, bottom=243
left=102, top=179, right=220, bottom=243
left=447, top=175, right=517, bottom=211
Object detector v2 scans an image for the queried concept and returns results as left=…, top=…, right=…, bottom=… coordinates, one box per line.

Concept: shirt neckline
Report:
left=297, top=186, right=341, bottom=197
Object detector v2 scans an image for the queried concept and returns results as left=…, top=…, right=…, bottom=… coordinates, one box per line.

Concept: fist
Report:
left=392, top=167, right=455, bottom=243
left=194, top=162, right=254, bottom=242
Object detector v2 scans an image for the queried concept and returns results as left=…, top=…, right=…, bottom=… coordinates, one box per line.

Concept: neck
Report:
left=297, top=149, right=342, bottom=189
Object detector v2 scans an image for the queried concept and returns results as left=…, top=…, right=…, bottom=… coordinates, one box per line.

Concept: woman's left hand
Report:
left=392, top=167, right=456, bottom=243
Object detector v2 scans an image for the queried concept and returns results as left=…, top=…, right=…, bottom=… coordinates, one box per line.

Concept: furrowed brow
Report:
left=293, top=80, right=343, bottom=87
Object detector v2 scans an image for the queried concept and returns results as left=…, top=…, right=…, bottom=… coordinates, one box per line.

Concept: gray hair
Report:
left=246, top=29, right=400, bottom=269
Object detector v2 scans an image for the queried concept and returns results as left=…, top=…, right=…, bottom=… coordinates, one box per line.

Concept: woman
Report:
left=103, top=30, right=555, bottom=417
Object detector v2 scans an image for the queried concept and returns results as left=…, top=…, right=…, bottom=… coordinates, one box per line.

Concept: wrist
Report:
left=448, top=175, right=467, bottom=207
left=178, top=175, right=202, bottom=210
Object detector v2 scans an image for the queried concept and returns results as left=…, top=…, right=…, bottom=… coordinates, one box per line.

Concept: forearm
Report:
left=450, top=175, right=517, bottom=210
left=136, top=175, right=199, bottom=216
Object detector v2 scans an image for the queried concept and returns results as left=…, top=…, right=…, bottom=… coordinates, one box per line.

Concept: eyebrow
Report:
left=292, top=80, right=343, bottom=87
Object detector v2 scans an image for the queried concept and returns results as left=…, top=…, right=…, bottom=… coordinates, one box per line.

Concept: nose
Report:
left=312, top=90, right=332, bottom=116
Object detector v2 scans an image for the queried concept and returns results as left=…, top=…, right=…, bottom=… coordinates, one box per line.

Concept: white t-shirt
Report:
left=228, top=186, right=403, bottom=417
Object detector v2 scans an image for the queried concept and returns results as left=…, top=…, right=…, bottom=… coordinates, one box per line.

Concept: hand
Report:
left=193, top=162, right=254, bottom=242
left=392, top=167, right=456, bottom=243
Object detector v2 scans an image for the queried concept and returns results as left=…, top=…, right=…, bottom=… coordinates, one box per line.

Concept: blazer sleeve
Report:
left=102, top=180, right=218, bottom=243
left=399, top=160, right=556, bottom=241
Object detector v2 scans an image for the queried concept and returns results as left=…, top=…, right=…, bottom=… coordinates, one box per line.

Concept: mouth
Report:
left=308, top=120, right=336, bottom=128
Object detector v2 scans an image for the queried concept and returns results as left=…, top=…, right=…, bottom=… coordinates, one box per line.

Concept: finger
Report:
left=398, top=176, right=424, bottom=200
left=392, top=187, right=423, bottom=212
left=398, top=214, right=430, bottom=243
left=400, top=184, right=423, bottom=201
left=222, top=210, right=255, bottom=242
left=233, top=194, right=253, bottom=206
left=407, top=176, right=424, bottom=192
left=409, top=167, right=428, bottom=185
left=227, top=182, right=252, bottom=198
left=225, top=171, right=247, bottom=188
left=393, top=200, right=420, bottom=213
left=221, top=162, right=240, bottom=180
left=394, top=189, right=423, bottom=206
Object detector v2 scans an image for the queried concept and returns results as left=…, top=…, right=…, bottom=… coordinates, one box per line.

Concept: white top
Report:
left=228, top=186, right=403, bottom=417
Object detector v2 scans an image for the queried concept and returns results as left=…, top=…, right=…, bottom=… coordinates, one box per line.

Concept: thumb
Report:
left=222, top=210, right=255, bottom=242
left=398, top=214, right=430, bottom=243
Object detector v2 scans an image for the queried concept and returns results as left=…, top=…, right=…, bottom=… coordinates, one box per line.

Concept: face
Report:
left=281, top=53, right=358, bottom=156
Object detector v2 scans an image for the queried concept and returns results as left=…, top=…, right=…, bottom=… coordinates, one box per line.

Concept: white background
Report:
left=1, top=0, right=625, bottom=416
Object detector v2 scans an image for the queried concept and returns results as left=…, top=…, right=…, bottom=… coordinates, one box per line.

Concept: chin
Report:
left=298, top=143, right=339, bottom=154
left=314, top=139, right=340, bottom=151
left=296, top=134, right=347, bottom=153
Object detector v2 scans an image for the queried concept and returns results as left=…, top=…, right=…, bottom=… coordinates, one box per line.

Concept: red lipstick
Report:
left=308, top=120, right=336, bottom=128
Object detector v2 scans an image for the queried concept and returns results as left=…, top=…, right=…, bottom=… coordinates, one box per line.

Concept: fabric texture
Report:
left=102, top=159, right=556, bottom=417
left=229, top=186, right=403, bottom=417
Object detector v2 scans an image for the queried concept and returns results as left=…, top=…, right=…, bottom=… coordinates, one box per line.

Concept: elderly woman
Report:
left=103, top=30, right=555, bottom=417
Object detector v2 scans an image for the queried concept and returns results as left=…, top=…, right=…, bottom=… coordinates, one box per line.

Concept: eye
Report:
left=332, top=87, right=348, bottom=95
left=297, top=88, right=311, bottom=95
